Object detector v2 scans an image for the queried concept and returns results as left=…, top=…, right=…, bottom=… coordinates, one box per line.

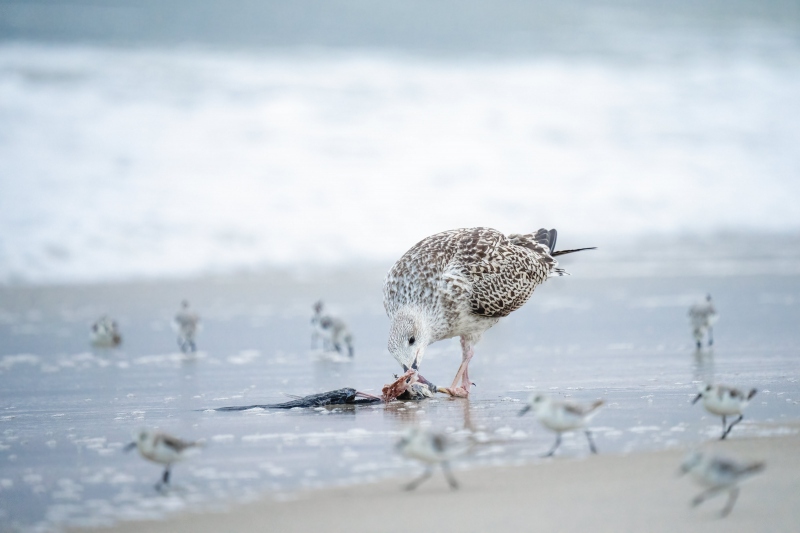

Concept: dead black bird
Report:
left=213, top=388, right=382, bottom=411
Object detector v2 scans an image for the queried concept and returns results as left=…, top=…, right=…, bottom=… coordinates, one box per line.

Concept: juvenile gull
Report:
left=90, top=315, right=122, bottom=348
left=396, top=428, right=469, bottom=490
left=693, top=384, right=757, bottom=440
left=124, top=429, right=202, bottom=491
left=174, top=300, right=200, bottom=353
left=689, top=294, right=718, bottom=349
left=519, top=393, right=604, bottom=456
left=384, top=227, right=594, bottom=397
left=680, top=451, right=765, bottom=517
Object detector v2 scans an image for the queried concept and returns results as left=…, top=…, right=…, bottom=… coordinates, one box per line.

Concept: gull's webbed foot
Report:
left=440, top=386, right=469, bottom=398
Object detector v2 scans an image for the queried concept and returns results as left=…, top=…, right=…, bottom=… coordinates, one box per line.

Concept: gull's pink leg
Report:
left=460, top=339, right=474, bottom=391
left=448, top=337, right=474, bottom=397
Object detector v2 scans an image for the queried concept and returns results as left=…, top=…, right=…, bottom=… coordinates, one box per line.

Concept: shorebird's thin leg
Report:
left=441, top=461, right=459, bottom=490
left=691, top=486, right=723, bottom=507
left=449, top=337, right=474, bottom=394
left=721, top=487, right=739, bottom=517
left=156, top=466, right=171, bottom=492
left=405, top=467, right=433, bottom=491
left=584, top=430, right=598, bottom=454
left=708, top=327, right=714, bottom=347
left=720, top=416, right=727, bottom=439
left=542, top=433, right=562, bottom=457
left=722, top=415, right=744, bottom=440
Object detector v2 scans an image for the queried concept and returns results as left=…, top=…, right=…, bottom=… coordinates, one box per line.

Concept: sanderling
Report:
left=384, top=228, right=594, bottom=397
left=124, top=429, right=202, bottom=491
left=680, top=451, right=764, bottom=517
left=689, top=294, right=718, bottom=349
left=174, top=300, right=200, bottom=353
left=90, top=315, right=122, bottom=347
left=311, top=300, right=354, bottom=357
left=519, top=393, right=604, bottom=457
left=396, top=428, right=469, bottom=490
left=692, top=384, right=757, bottom=440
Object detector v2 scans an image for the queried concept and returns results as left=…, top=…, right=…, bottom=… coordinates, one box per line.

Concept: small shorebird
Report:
left=90, top=315, right=122, bottom=347
left=680, top=451, right=765, bottom=517
left=174, top=300, right=200, bottom=353
left=384, top=228, right=593, bottom=397
left=692, top=384, right=757, bottom=439
left=396, top=428, right=469, bottom=490
left=519, top=394, right=604, bottom=457
left=311, top=300, right=354, bottom=357
left=124, top=429, right=202, bottom=491
left=689, top=294, right=718, bottom=349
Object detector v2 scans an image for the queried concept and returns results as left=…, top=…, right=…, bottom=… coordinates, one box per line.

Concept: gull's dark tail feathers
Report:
left=533, top=228, right=596, bottom=256
left=552, top=247, right=597, bottom=257
left=533, top=228, right=558, bottom=252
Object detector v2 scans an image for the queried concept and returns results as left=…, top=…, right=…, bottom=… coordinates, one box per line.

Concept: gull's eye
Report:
left=409, top=336, right=416, bottom=345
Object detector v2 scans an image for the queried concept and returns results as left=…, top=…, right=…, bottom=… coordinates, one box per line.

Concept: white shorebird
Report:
left=311, top=300, right=354, bottom=357
left=90, top=315, right=122, bottom=347
left=689, top=294, right=718, bottom=349
left=396, top=428, right=469, bottom=490
left=174, top=300, right=200, bottom=353
left=680, top=451, right=765, bottom=517
left=692, top=384, right=757, bottom=440
left=124, top=429, right=202, bottom=491
left=384, top=228, right=593, bottom=397
left=519, top=393, right=604, bottom=456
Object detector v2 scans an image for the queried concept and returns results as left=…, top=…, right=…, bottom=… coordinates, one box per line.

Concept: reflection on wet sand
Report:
left=692, top=348, right=715, bottom=384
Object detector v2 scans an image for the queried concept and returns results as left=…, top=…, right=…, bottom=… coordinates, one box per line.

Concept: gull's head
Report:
left=388, top=309, right=429, bottom=372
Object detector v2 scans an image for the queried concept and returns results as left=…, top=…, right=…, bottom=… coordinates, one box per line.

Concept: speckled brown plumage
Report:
left=383, top=227, right=593, bottom=397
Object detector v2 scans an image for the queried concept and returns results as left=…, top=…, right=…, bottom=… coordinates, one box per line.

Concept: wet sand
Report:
left=87, top=432, right=798, bottom=533
left=3, top=267, right=799, bottom=530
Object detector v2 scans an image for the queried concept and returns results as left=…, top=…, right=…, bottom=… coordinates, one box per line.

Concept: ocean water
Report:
left=0, top=269, right=799, bottom=531
left=0, top=39, right=799, bottom=283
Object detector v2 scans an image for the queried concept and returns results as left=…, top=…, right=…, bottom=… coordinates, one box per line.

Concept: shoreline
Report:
left=81, top=432, right=799, bottom=533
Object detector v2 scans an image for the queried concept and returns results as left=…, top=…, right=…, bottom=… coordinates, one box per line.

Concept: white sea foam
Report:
left=1, top=43, right=798, bottom=284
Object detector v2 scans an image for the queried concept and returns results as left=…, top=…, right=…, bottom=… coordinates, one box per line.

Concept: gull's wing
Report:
left=455, top=228, right=555, bottom=318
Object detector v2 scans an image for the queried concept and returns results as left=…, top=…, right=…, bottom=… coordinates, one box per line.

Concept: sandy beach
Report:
left=85, top=432, right=799, bottom=533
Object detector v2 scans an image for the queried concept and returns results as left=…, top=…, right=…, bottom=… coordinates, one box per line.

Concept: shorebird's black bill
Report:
left=518, top=405, right=531, bottom=416
left=691, top=393, right=702, bottom=404
left=123, top=442, right=137, bottom=452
